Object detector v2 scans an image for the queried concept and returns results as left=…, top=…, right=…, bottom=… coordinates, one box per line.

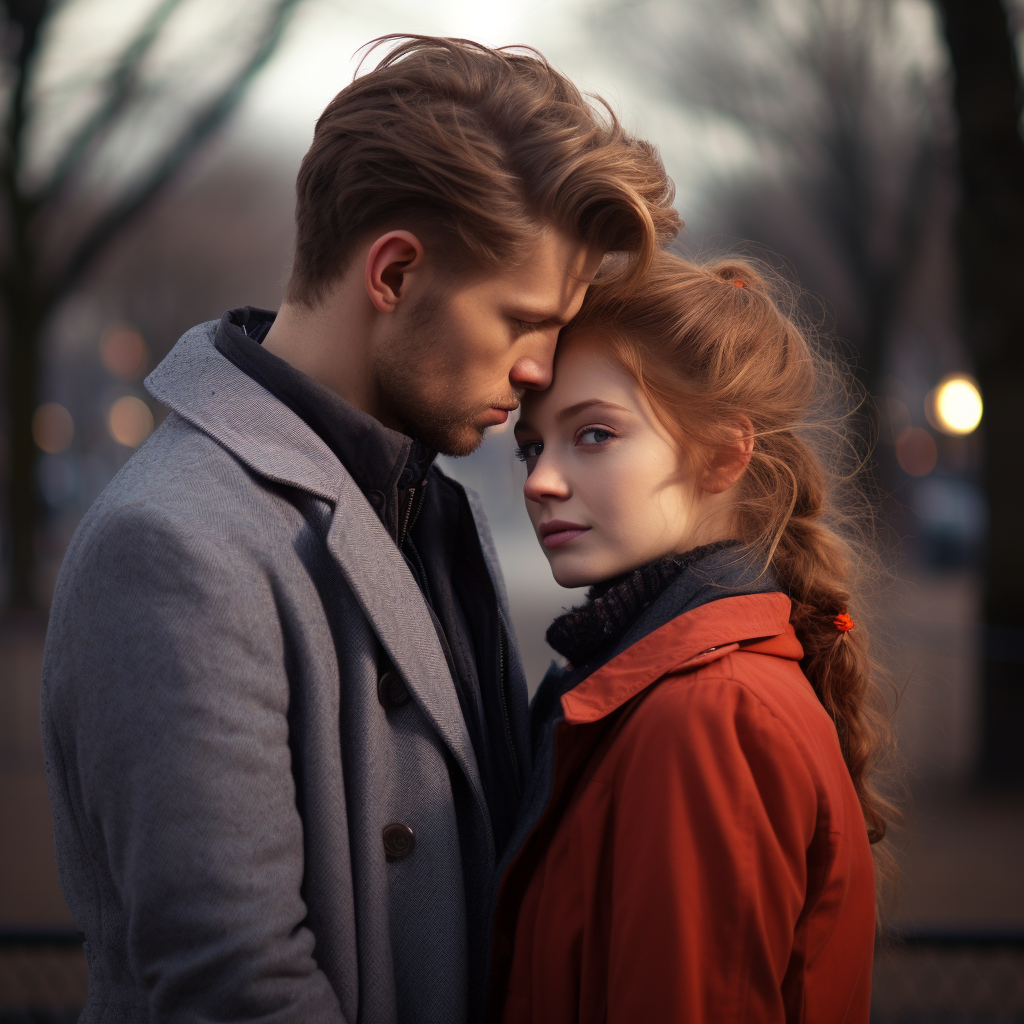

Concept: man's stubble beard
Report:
left=377, top=354, right=486, bottom=457
left=374, top=299, right=517, bottom=457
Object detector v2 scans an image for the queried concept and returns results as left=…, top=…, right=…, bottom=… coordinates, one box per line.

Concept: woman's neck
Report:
left=546, top=541, right=742, bottom=668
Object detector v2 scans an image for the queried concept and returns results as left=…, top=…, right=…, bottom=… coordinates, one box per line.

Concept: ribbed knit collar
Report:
left=546, top=541, right=741, bottom=668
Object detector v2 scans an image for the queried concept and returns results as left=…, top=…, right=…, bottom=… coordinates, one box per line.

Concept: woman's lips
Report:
left=539, top=521, right=592, bottom=549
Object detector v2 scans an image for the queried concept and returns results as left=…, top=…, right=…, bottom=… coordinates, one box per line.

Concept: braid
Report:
left=764, top=433, right=895, bottom=847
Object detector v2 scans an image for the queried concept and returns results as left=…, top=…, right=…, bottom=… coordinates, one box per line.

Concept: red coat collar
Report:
left=560, top=592, right=801, bottom=725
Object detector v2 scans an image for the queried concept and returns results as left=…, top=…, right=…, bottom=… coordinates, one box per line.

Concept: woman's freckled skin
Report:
left=515, top=334, right=735, bottom=588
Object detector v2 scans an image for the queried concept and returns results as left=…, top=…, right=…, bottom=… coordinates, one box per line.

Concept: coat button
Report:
left=382, top=822, right=415, bottom=859
left=377, top=669, right=410, bottom=708
left=367, top=489, right=386, bottom=512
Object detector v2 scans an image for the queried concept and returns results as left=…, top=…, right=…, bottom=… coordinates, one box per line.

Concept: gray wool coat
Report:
left=40, top=320, right=529, bottom=1023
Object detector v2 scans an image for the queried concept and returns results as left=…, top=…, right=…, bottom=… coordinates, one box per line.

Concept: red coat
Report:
left=489, top=592, right=875, bottom=1024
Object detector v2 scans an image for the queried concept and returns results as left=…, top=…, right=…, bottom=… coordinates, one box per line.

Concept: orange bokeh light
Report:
left=32, top=403, right=74, bottom=454
left=108, top=396, right=154, bottom=448
left=895, top=426, right=937, bottom=476
left=100, top=325, right=148, bottom=381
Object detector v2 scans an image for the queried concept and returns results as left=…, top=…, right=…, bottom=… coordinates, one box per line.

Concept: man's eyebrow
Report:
left=555, top=399, right=631, bottom=423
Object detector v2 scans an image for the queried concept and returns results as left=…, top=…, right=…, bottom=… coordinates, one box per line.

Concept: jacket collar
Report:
left=561, top=591, right=801, bottom=725
left=216, top=307, right=438, bottom=540
left=146, top=320, right=495, bottom=853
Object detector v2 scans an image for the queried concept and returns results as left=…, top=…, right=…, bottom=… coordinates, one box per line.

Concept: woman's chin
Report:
left=548, top=553, right=607, bottom=590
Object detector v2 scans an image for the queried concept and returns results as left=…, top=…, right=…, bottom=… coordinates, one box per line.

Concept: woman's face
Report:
left=515, top=334, right=724, bottom=588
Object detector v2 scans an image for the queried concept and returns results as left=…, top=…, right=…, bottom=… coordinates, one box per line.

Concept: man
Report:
left=41, top=36, right=678, bottom=1023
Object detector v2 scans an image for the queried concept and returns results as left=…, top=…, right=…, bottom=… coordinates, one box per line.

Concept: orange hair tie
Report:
left=733, top=280, right=745, bottom=288
left=834, top=611, right=854, bottom=633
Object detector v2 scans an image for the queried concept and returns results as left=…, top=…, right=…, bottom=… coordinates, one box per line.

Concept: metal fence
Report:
left=2, top=930, right=1023, bottom=1022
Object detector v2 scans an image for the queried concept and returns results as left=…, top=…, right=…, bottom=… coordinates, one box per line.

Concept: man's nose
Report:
left=510, top=333, right=558, bottom=391
left=523, top=454, right=571, bottom=502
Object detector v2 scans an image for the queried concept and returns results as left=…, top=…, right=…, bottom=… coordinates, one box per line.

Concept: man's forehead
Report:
left=519, top=226, right=601, bottom=279
left=498, top=231, right=601, bottom=306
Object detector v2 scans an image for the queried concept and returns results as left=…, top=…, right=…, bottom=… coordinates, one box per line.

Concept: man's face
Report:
left=373, top=226, right=604, bottom=456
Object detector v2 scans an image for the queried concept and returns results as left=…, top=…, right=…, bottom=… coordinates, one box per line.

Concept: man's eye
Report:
left=577, top=428, right=615, bottom=446
left=514, top=441, right=543, bottom=462
left=512, top=319, right=537, bottom=335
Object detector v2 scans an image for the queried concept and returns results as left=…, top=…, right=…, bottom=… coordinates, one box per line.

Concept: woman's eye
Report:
left=576, top=428, right=615, bottom=446
left=514, top=441, right=543, bottom=462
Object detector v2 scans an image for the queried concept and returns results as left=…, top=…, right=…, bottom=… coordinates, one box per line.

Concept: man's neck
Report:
left=263, top=284, right=385, bottom=423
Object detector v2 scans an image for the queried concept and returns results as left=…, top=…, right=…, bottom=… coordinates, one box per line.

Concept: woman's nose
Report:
left=523, top=454, right=571, bottom=502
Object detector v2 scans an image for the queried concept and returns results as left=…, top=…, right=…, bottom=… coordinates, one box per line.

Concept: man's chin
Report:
left=407, top=417, right=486, bottom=458
left=436, top=425, right=487, bottom=459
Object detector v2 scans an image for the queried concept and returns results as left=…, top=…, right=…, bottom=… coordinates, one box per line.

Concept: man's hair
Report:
left=285, top=35, right=680, bottom=306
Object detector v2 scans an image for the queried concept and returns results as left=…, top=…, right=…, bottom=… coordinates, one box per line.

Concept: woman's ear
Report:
left=364, top=230, right=425, bottom=313
left=702, top=417, right=754, bottom=494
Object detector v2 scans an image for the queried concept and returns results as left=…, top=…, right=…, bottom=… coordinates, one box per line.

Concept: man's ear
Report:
left=702, top=416, right=754, bottom=495
left=365, top=231, right=425, bottom=313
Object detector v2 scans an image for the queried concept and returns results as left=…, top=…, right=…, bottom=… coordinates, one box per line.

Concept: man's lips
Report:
left=538, top=520, right=592, bottom=549
left=479, top=406, right=517, bottom=427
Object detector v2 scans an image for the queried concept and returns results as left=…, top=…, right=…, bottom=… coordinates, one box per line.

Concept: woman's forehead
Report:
left=519, top=342, right=643, bottom=428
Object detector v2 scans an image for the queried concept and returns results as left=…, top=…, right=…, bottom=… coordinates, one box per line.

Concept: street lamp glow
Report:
left=929, top=375, right=982, bottom=436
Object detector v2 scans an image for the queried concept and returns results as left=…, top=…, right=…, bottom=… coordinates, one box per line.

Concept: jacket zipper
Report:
left=398, top=481, right=428, bottom=548
left=497, top=618, right=521, bottom=786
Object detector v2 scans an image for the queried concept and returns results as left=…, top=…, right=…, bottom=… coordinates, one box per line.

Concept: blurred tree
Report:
left=593, top=0, right=946, bottom=396
left=0, top=0, right=304, bottom=609
left=935, top=0, right=1024, bottom=781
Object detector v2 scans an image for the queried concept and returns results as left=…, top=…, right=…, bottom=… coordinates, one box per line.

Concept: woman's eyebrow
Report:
left=555, top=399, right=631, bottom=423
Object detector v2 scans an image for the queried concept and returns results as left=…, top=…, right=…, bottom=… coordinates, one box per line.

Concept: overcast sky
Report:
left=232, top=0, right=742, bottom=219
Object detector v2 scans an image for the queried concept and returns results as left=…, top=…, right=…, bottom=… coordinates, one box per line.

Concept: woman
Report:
left=486, top=252, right=893, bottom=1023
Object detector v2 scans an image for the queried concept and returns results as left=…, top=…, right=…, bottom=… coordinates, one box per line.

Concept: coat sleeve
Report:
left=605, top=675, right=819, bottom=1024
left=42, top=502, right=348, bottom=1022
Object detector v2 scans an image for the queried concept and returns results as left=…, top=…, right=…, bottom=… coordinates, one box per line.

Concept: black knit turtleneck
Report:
left=546, top=541, right=741, bottom=668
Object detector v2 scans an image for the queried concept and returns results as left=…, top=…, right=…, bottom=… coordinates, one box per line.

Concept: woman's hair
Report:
left=564, top=249, right=898, bottom=883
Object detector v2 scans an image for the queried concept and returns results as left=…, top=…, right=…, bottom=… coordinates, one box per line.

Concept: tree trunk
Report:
left=935, top=0, right=1024, bottom=781
left=6, top=291, right=42, bottom=608
left=3, top=181, right=45, bottom=609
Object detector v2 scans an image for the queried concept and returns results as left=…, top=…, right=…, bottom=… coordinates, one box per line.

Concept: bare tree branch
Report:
left=46, top=0, right=302, bottom=304
left=1, top=0, right=50, bottom=288
left=33, top=0, right=187, bottom=206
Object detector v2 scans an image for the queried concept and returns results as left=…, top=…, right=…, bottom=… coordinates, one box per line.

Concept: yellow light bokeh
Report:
left=927, top=375, right=982, bottom=436
left=108, top=396, right=154, bottom=448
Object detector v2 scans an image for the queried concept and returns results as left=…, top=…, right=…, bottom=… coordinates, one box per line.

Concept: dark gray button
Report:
left=382, top=822, right=415, bottom=859
left=377, top=669, right=410, bottom=708
left=367, top=489, right=386, bottom=511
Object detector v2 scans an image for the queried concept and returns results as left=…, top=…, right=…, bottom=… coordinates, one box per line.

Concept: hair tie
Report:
left=834, top=611, right=854, bottom=633
left=733, top=280, right=745, bottom=288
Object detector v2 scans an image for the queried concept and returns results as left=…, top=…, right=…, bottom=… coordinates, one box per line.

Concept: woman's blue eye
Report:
left=514, top=441, right=543, bottom=462
left=578, top=428, right=614, bottom=445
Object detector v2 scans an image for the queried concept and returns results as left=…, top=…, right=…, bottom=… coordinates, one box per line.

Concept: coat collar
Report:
left=146, top=320, right=495, bottom=852
left=560, top=592, right=801, bottom=725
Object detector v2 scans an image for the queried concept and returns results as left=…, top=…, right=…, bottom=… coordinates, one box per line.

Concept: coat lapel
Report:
left=146, top=321, right=492, bottom=842
left=325, top=475, right=491, bottom=840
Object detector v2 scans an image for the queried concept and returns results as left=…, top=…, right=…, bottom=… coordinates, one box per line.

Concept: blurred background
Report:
left=0, top=0, right=1022, bottom=1020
